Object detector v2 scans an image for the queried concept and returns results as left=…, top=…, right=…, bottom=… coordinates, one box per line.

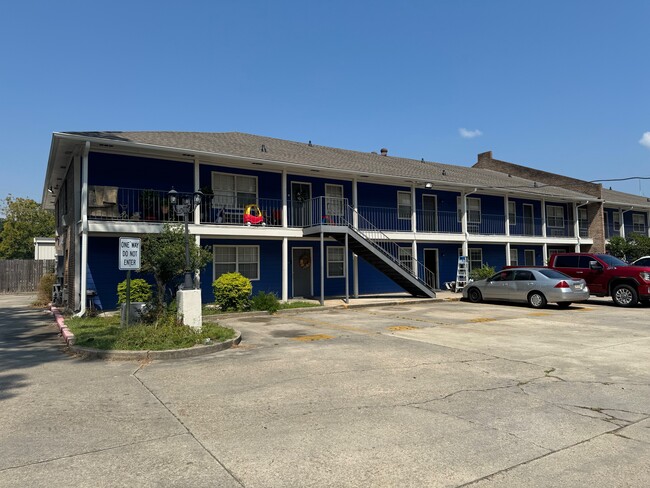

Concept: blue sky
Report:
left=1, top=0, right=649, bottom=202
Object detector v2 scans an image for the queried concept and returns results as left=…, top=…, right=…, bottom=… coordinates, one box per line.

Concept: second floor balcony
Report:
left=85, top=187, right=580, bottom=238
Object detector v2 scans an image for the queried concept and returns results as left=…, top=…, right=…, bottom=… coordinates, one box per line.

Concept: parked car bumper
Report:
left=546, top=286, right=590, bottom=303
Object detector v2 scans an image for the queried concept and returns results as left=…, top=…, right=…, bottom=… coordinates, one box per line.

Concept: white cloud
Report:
left=459, top=128, right=483, bottom=139
left=639, top=132, right=650, bottom=149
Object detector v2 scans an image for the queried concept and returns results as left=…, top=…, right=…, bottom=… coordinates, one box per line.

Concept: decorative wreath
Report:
left=299, top=253, right=311, bottom=269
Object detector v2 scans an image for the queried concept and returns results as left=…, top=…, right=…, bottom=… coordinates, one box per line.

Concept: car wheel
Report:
left=467, top=287, right=482, bottom=303
left=528, top=291, right=547, bottom=309
left=612, top=284, right=638, bottom=307
left=557, top=302, right=571, bottom=309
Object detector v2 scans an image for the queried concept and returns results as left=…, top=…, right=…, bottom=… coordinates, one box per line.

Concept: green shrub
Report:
left=117, top=278, right=153, bottom=304
left=35, top=272, right=57, bottom=306
left=251, top=291, right=280, bottom=314
left=470, top=264, right=495, bottom=281
left=213, top=272, right=252, bottom=312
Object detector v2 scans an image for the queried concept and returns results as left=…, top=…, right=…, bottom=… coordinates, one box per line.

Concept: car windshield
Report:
left=538, top=269, right=571, bottom=280
left=596, top=254, right=628, bottom=267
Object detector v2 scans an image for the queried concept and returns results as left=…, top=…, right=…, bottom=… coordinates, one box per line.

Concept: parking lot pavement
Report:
left=2, top=295, right=649, bottom=487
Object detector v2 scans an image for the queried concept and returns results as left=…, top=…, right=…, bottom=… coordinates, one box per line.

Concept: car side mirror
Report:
left=589, top=260, right=603, bottom=270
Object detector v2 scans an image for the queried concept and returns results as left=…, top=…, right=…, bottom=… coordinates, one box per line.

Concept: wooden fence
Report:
left=0, top=259, right=56, bottom=293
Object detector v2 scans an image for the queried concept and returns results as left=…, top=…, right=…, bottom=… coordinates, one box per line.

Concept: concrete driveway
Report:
left=1, top=294, right=649, bottom=487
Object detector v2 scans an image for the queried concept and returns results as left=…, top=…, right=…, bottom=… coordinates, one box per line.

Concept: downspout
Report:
left=75, top=141, right=90, bottom=316
left=574, top=200, right=590, bottom=251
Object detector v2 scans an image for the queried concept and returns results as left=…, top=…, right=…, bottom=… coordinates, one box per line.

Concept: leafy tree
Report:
left=0, top=196, right=55, bottom=259
left=141, top=224, right=212, bottom=309
left=607, top=234, right=650, bottom=262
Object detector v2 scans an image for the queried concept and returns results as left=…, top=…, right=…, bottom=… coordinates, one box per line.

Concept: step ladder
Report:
left=455, top=256, right=468, bottom=292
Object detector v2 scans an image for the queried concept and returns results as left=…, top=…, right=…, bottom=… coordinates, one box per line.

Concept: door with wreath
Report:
left=292, top=248, right=313, bottom=297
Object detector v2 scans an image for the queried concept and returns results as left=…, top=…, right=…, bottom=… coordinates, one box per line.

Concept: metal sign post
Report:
left=119, top=237, right=141, bottom=327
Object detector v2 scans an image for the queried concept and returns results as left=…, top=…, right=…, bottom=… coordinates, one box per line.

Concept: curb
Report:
left=69, top=331, right=242, bottom=360
left=51, top=305, right=76, bottom=346
left=49, top=305, right=241, bottom=360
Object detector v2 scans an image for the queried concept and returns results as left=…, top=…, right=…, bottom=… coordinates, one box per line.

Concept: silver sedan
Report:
left=462, top=267, right=589, bottom=309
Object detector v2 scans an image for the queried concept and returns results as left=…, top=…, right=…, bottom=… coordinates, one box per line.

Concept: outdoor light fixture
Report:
left=425, top=182, right=433, bottom=189
left=47, top=186, right=54, bottom=193
left=168, top=187, right=204, bottom=290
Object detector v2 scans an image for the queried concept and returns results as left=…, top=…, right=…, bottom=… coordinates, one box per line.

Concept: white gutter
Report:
left=74, top=141, right=90, bottom=317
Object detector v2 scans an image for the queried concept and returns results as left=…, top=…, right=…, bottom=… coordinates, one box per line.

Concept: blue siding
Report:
left=199, top=164, right=283, bottom=200
left=358, top=182, right=412, bottom=231
left=87, top=236, right=156, bottom=311
left=417, top=243, right=462, bottom=286
left=89, top=152, right=193, bottom=192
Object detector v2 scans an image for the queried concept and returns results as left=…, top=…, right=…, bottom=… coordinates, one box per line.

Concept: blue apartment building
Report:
left=44, top=131, right=630, bottom=312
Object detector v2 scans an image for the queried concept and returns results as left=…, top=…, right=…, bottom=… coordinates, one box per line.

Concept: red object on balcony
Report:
left=244, top=204, right=265, bottom=226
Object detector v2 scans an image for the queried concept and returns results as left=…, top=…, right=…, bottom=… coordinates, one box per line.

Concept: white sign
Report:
left=119, top=237, right=141, bottom=270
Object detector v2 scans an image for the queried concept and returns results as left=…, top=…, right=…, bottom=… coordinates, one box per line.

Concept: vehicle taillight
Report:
left=554, top=281, right=570, bottom=288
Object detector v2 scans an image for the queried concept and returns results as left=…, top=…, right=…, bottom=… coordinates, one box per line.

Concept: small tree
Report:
left=0, top=195, right=55, bottom=259
left=141, top=224, right=212, bottom=309
left=607, top=234, right=650, bottom=262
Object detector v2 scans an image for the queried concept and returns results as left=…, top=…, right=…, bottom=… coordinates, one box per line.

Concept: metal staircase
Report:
left=301, top=197, right=436, bottom=298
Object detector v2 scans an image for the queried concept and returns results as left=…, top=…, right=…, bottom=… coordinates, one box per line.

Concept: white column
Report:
left=411, top=184, right=417, bottom=233
left=352, top=178, right=358, bottom=230
left=282, top=237, right=288, bottom=302
left=542, top=243, right=548, bottom=265
left=541, top=199, right=547, bottom=238
left=504, top=196, right=510, bottom=236
left=461, top=192, right=469, bottom=257
left=194, top=159, right=200, bottom=225
left=352, top=178, right=359, bottom=298
left=76, top=142, right=90, bottom=316
left=573, top=202, right=580, bottom=242
left=505, top=242, right=511, bottom=266
left=73, top=153, right=81, bottom=311
left=619, top=208, right=625, bottom=238
left=282, top=170, right=288, bottom=228
left=320, top=231, right=325, bottom=306
left=647, top=211, right=650, bottom=237
left=412, top=240, right=418, bottom=278
left=344, top=233, right=349, bottom=303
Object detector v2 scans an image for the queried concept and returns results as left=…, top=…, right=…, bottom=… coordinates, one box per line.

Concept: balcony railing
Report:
left=86, top=187, right=581, bottom=239
left=509, top=216, right=543, bottom=237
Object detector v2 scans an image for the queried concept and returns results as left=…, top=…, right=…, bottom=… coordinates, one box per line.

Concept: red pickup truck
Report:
left=548, top=253, right=650, bottom=307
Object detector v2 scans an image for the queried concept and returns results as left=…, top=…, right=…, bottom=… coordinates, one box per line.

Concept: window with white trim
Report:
left=546, top=205, right=565, bottom=228
left=509, top=248, right=519, bottom=266
left=327, top=247, right=345, bottom=278
left=460, top=247, right=483, bottom=273
left=325, top=184, right=344, bottom=217
left=549, top=248, right=566, bottom=255
left=524, top=249, right=536, bottom=266
left=397, top=191, right=412, bottom=220
left=508, top=201, right=516, bottom=224
left=613, top=211, right=621, bottom=231
left=212, top=172, right=257, bottom=208
left=457, top=197, right=482, bottom=224
left=399, top=247, right=413, bottom=271
left=632, top=214, right=646, bottom=234
left=214, top=246, right=259, bottom=280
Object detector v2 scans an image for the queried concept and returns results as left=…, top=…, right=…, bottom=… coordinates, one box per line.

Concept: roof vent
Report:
left=308, top=140, right=313, bottom=147
left=442, top=170, right=447, bottom=176
left=261, top=144, right=267, bottom=153
left=534, top=182, right=538, bottom=188
left=421, top=158, right=425, bottom=162
left=380, top=148, right=388, bottom=156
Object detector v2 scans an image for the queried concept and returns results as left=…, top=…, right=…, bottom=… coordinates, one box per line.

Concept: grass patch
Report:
left=202, top=300, right=321, bottom=315
left=66, top=315, right=235, bottom=351
left=279, top=301, right=321, bottom=310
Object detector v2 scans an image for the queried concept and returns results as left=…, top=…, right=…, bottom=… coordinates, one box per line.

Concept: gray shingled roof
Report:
left=602, top=188, right=650, bottom=208
left=62, top=131, right=596, bottom=201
